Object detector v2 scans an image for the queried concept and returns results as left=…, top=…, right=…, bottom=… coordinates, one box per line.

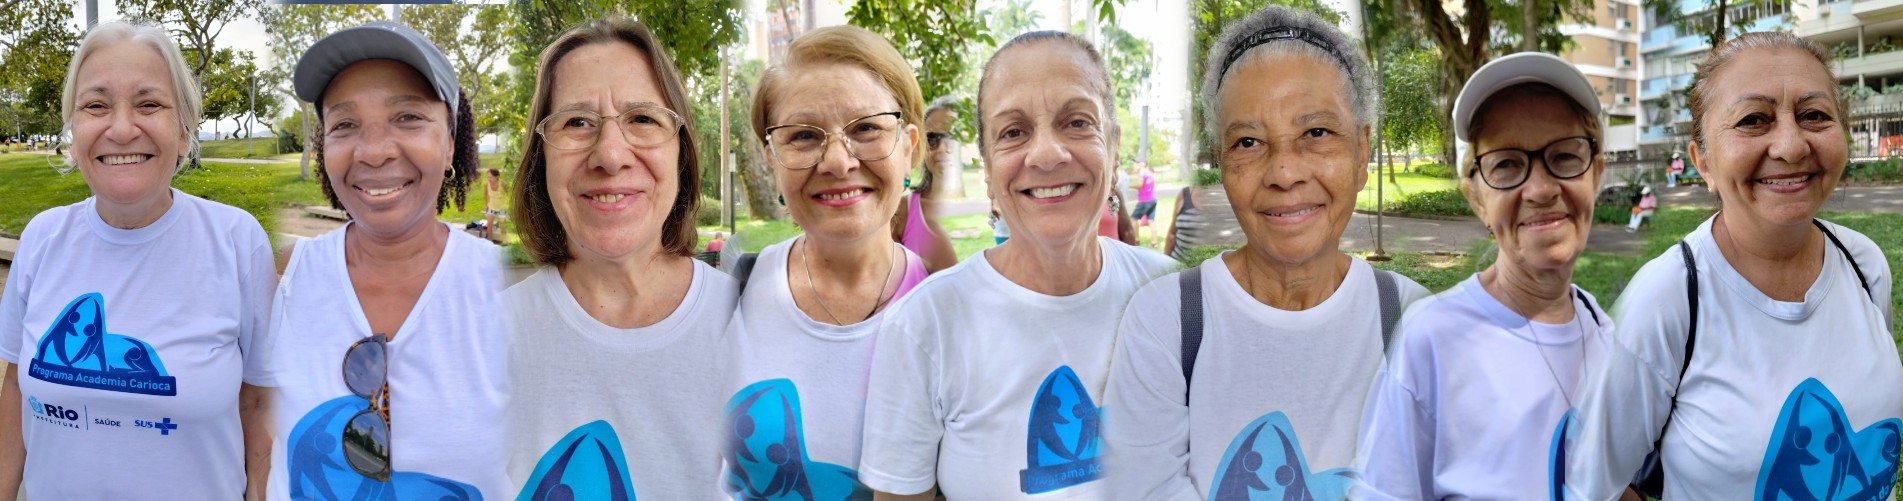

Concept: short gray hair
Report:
left=925, top=95, right=961, bottom=117
left=1200, top=6, right=1378, bottom=135
left=60, top=21, right=202, bottom=173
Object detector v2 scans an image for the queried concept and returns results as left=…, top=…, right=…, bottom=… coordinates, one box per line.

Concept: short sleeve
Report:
left=858, top=305, right=947, bottom=495
left=1102, top=275, right=1199, bottom=501
left=236, top=217, right=278, bottom=386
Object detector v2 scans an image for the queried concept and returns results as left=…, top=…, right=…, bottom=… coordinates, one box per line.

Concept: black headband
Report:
left=1217, top=26, right=1353, bottom=80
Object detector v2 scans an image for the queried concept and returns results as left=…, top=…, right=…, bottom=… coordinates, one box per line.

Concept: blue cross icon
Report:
left=155, top=417, right=177, bottom=436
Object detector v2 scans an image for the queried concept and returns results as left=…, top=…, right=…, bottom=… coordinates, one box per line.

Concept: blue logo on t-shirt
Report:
left=519, top=420, right=635, bottom=501
left=286, top=395, right=481, bottom=500
left=1550, top=409, right=1574, bottom=501
left=28, top=293, right=177, bottom=396
left=1018, top=365, right=1103, bottom=494
left=1207, top=412, right=1355, bottom=501
left=724, top=379, right=869, bottom=500
left=1756, top=378, right=1900, bottom=500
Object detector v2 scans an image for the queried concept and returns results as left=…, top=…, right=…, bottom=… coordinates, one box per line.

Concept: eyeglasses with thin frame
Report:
left=764, top=111, right=905, bottom=170
left=1470, top=136, right=1598, bottom=190
left=341, top=333, right=391, bottom=481
left=535, top=104, right=685, bottom=151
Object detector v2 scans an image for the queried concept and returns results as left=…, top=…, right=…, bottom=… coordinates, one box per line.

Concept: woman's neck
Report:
left=988, top=233, right=1103, bottom=296
left=1224, top=248, right=1351, bottom=311
left=559, top=251, right=694, bottom=329
left=1711, top=211, right=1824, bottom=301
left=95, top=187, right=174, bottom=230
left=1479, top=260, right=1576, bottom=323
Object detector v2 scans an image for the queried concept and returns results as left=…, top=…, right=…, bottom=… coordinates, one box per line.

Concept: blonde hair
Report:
left=750, top=25, right=927, bottom=172
left=60, top=21, right=202, bottom=173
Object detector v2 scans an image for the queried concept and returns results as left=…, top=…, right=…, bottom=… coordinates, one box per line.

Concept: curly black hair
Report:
left=313, top=87, right=475, bottom=216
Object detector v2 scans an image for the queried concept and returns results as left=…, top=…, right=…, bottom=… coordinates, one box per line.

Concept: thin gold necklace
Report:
left=800, top=237, right=897, bottom=325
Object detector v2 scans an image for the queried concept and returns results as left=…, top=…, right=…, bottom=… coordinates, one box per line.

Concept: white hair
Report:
left=59, top=21, right=202, bottom=173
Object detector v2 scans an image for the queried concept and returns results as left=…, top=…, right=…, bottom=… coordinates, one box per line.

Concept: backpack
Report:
left=1177, top=265, right=1405, bottom=391
left=1630, top=219, right=1875, bottom=497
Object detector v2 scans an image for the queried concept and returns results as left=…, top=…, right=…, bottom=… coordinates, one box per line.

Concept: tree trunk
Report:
left=299, top=101, right=315, bottom=181
left=1415, top=0, right=1492, bottom=163
left=738, top=139, right=782, bottom=221
left=1524, top=0, right=1539, bottom=52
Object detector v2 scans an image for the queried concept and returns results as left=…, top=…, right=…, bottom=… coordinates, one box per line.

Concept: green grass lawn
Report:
left=272, top=152, right=514, bottom=227
left=195, top=138, right=298, bottom=160
left=1357, top=170, right=1458, bottom=212
left=0, top=154, right=283, bottom=235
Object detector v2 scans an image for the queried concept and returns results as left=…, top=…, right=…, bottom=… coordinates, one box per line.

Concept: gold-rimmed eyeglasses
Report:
left=763, top=111, right=905, bottom=170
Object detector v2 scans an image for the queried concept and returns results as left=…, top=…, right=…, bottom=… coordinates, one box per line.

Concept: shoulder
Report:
left=1103, top=237, right=1181, bottom=281
left=1816, top=219, right=1890, bottom=283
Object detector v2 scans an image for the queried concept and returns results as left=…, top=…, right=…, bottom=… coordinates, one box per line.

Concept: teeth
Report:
left=101, top=154, right=146, bottom=165
left=589, top=194, right=625, bottom=203
left=1029, top=185, right=1077, bottom=199
left=1758, top=175, right=1809, bottom=186
left=1266, top=206, right=1321, bottom=217
left=818, top=189, right=866, bottom=201
left=364, top=186, right=401, bottom=196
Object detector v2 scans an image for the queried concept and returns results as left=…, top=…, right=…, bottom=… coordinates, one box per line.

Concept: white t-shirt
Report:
left=261, top=223, right=510, bottom=500
left=1563, top=217, right=1901, bottom=501
left=1101, top=253, right=1430, bottom=501
left=506, top=260, right=738, bottom=500
left=722, top=237, right=923, bottom=499
left=0, top=190, right=272, bottom=499
left=1353, top=274, right=1612, bottom=500
left=859, top=237, right=1177, bottom=499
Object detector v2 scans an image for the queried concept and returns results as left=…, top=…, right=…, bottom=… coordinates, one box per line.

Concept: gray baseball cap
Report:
left=294, top=21, right=459, bottom=114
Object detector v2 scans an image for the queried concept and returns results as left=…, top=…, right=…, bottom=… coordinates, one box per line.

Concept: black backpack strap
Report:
left=1814, top=219, right=1876, bottom=302
left=1179, top=267, right=1205, bottom=394
left=732, top=253, right=760, bottom=294
left=1573, top=288, right=1603, bottom=326
left=1373, top=268, right=1401, bottom=354
left=1634, top=240, right=1700, bottom=497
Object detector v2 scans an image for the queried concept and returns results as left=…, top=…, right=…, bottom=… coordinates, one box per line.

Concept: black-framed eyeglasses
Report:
left=534, top=104, right=685, bottom=151
left=764, top=111, right=904, bottom=170
left=341, top=333, right=391, bottom=481
left=1470, top=136, right=1598, bottom=190
left=926, top=131, right=950, bottom=150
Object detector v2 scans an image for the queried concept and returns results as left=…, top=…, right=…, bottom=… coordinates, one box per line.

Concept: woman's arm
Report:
left=241, top=383, right=270, bottom=501
left=0, top=365, right=22, bottom=501
left=913, top=196, right=959, bottom=273
left=1162, top=191, right=1189, bottom=256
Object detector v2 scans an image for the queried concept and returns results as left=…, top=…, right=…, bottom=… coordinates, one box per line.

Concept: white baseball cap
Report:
left=1453, top=52, right=1600, bottom=176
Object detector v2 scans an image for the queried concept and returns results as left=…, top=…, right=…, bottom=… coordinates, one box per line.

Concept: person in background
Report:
left=483, top=167, right=505, bottom=242
left=1131, top=161, right=1158, bottom=247
left=1627, top=185, right=1656, bottom=232
left=1667, top=152, right=1684, bottom=187
left=0, top=20, right=273, bottom=500
left=892, top=96, right=959, bottom=273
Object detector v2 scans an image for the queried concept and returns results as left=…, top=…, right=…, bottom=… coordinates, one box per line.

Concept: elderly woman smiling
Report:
left=720, top=25, right=931, bottom=500
left=500, top=15, right=737, bottom=500
left=0, top=21, right=273, bottom=499
left=858, top=31, right=1177, bottom=500
left=1565, top=32, right=1899, bottom=500
left=1352, top=53, right=1615, bottom=500
left=265, top=21, right=507, bottom=498
left=1099, top=6, right=1428, bottom=500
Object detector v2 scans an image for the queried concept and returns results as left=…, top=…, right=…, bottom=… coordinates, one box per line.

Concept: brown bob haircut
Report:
left=749, top=25, right=927, bottom=174
left=513, top=14, right=700, bottom=266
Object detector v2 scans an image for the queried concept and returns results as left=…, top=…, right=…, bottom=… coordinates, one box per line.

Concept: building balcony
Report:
left=1837, top=48, right=1903, bottom=78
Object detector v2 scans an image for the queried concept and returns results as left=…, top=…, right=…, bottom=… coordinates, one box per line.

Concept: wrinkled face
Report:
left=1469, top=90, right=1601, bottom=274
left=69, top=40, right=185, bottom=208
left=980, top=42, right=1114, bottom=247
left=767, top=62, right=913, bottom=242
left=926, top=107, right=954, bottom=168
left=543, top=42, right=683, bottom=262
left=1215, top=52, right=1368, bottom=266
left=320, top=59, right=451, bottom=236
left=1692, top=46, right=1847, bottom=229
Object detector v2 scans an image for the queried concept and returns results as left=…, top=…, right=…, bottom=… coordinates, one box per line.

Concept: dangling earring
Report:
left=904, top=176, right=912, bottom=189
left=778, top=195, right=785, bottom=206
